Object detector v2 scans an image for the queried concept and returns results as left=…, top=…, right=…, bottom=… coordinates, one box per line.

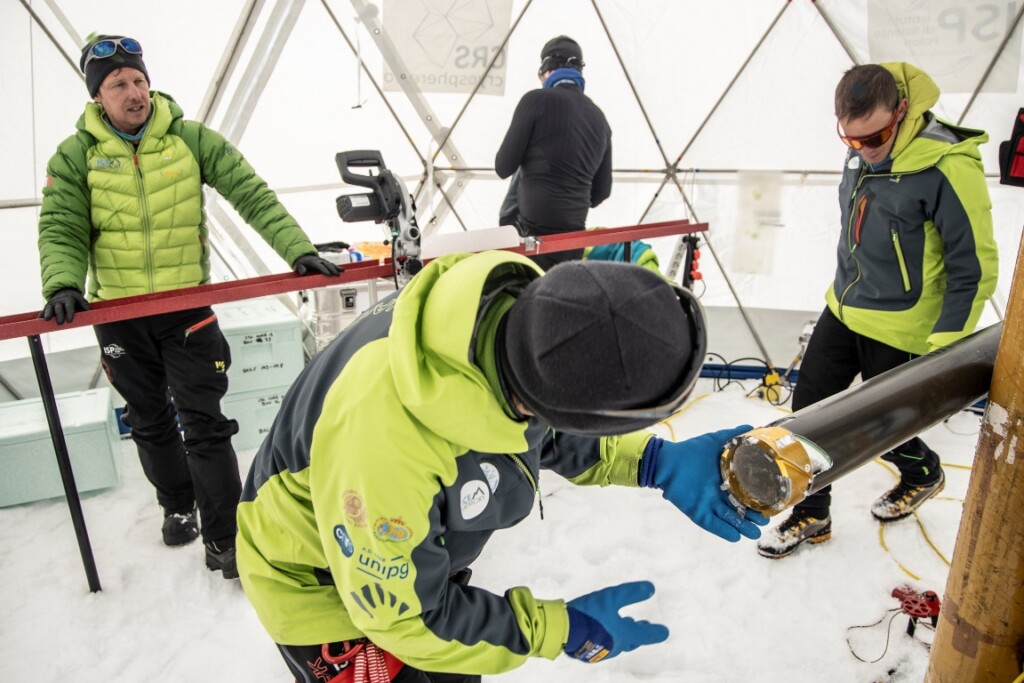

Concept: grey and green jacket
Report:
left=824, top=62, right=998, bottom=354
left=237, top=251, right=654, bottom=674
left=38, top=91, right=317, bottom=301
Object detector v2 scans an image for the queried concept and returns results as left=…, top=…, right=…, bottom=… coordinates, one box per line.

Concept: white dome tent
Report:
left=2, top=1, right=1021, bottom=351
left=0, top=1, right=1022, bottom=681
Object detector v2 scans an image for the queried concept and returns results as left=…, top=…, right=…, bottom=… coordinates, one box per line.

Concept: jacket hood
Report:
left=78, top=90, right=182, bottom=142
left=389, top=251, right=543, bottom=453
left=882, top=62, right=939, bottom=158
left=881, top=62, right=987, bottom=170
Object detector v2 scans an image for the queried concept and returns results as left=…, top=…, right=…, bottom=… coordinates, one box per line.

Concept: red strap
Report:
left=321, top=642, right=404, bottom=683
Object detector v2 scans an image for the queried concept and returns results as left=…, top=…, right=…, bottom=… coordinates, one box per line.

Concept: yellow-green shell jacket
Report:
left=237, top=251, right=654, bottom=674
left=824, top=63, right=998, bottom=354
left=38, top=91, right=317, bottom=301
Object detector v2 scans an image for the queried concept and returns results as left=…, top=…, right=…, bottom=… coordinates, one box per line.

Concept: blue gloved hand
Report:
left=39, top=288, right=90, bottom=325
left=293, top=254, right=342, bottom=276
left=639, top=425, right=769, bottom=542
left=564, top=581, right=669, bottom=663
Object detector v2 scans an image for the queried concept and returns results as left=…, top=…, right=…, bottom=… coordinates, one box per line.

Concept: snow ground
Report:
left=0, top=379, right=981, bottom=682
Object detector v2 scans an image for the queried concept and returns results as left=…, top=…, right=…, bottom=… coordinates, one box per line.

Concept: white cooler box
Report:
left=214, top=297, right=306, bottom=452
left=0, top=388, right=121, bottom=507
left=215, top=297, right=306, bottom=395
left=221, top=384, right=292, bottom=451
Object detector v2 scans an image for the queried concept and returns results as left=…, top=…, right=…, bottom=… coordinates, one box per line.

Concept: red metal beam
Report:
left=1, top=219, right=706, bottom=341
left=505, top=219, right=707, bottom=255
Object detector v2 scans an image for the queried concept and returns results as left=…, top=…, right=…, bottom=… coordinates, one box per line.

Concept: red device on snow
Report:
left=891, top=585, right=941, bottom=636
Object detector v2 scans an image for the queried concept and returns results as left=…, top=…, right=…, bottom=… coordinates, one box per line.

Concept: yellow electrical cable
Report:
left=878, top=524, right=921, bottom=581
left=874, top=459, right=958, bottom=578
left=657, top=392, right=712, bottom=441
left=912, top=511, right=952, bottom=567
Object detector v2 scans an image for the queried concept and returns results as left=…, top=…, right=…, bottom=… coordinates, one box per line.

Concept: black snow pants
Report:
left=793, top=308, right=942, bottom=518
left=94, top=306, right=241, bottom=544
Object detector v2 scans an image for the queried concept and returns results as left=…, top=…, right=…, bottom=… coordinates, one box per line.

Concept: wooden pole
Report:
left=926, top=230, right=1024, bottom=682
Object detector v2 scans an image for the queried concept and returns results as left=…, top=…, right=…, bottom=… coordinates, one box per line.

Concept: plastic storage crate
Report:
left=221, top=384, right=291, bottom=451
left=0, top=388, right=121, bottom=507
left=214, top=297, right=306, bottom=395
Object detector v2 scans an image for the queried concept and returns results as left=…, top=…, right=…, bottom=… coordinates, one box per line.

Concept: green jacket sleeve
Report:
left=192, top=122, right=317, bottom=267
left=927, top=153, right=999, bottom=351
left=542, top=430, right=653, bottom=486
left=38, top=134, right=92, bottom=299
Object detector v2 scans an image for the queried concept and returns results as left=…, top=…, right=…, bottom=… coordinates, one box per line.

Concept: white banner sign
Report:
left=868, top=0, right=1021, bottom=93
left=381, top=0, right=512, bottom=95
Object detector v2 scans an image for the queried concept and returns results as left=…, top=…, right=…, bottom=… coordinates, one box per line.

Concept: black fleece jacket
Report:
left=495, top=84, right=612, bottom=236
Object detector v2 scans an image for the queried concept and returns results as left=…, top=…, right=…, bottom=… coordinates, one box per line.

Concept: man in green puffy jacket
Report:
left=36, top=35, right=340, bottom=578
left=238, top=252, right=768, bottom=682
left=757, top=63, right=998, bottom=560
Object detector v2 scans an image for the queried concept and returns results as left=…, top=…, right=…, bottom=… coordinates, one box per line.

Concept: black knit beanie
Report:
left=539, top=35, right=584, bottom=74
left=498, top=261, right=699, bottom=436
left=80, top=35, right=150, bottom=97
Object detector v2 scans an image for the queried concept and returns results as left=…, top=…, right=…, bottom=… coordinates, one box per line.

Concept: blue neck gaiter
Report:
left=544, top=67, right=585, bottom=91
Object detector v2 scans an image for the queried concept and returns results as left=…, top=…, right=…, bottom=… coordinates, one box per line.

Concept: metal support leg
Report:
left=28, top=335, right=101, bottom=592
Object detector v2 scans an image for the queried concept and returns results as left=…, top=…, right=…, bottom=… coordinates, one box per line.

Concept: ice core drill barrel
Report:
left=720, top=322, right=1002, bottom=517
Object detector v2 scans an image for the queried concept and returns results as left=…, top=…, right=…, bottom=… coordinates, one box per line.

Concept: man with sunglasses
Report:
left=757, top=63, right=998, bottom=559
left=237, top=253, right=767, bottom=682
left=36, top=34, right=340, bottom=579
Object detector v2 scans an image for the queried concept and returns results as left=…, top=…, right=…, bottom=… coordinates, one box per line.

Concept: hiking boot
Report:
left=205, top=539, right=238, bottom=580
left=871, top=470, right=945, bottom=522
left=162, top=507, right=199, bottom=546
left=757, top=509, right=832, bottom=559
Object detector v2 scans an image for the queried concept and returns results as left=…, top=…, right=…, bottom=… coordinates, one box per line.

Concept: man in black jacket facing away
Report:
left=496, top=36, right=612, bottom=269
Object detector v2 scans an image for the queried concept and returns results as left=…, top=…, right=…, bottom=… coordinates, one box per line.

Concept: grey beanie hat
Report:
left=80, top=35, right=150, bottom=97
left=497, top=260, right=701, bottom=436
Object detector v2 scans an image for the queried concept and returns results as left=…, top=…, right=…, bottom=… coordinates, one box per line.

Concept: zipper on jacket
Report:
left=853, top=194, right=868, bottom=245
left=890, top=223, right=912, bottom=292
left=131, top=149, right=156, bottom=292
left=508, top=452, right=543, bottom=520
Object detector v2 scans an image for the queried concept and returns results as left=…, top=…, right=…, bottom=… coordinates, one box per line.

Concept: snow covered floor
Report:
left=0, top=380, right=982, bottom=682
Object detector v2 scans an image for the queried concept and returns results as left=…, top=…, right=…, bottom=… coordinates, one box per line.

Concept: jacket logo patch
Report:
left=161, top=169, right=182, bottom=177
left=847, top=156, right=861, bottom=170
left=333, top=525, right=354, bottom=557
left=349, top=582, right=410, bottom=619
left=373, top=517, right=412, bottom=542
left=343, top=490, right=368, bottom=526
left=214, top=360, right=227, bottom=373
left=94, top=158, right=122, bottom=170
left=460, top=480, right=490, bottom=520
left=102, top=343, right=126, bottom=359
left=357, top=548, right=409, bottom=580
left=480, top=462, right=500, bottom=493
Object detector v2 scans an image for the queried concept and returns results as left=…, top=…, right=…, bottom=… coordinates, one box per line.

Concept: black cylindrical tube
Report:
left=775, top=322, right=1001, bottom=493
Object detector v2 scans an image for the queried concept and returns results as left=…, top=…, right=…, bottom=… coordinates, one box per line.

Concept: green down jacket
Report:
left=38, top=91, right=316, bottom=301
left=237, top=250, right=655, bottom=674
left=824, top=62, right=998, bottom=354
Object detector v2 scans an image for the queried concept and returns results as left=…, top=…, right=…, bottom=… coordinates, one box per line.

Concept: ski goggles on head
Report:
left=837, top=108, right=900, bottom=150
left=82, top=37, right=143, bottom=71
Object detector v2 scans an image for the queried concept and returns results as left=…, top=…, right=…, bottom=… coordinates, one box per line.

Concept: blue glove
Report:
left=39, top=288, right=90, bottom=325
left=564, top=581, right=669, bottom=663
left=293, top=254, right=342, bottom=276
left=639, top=425, right=769, bottom=542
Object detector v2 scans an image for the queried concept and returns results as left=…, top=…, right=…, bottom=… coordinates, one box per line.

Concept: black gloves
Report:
left=293, top=254, right=342, bottom=277
left=39, top=288, right=90, bottom=325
